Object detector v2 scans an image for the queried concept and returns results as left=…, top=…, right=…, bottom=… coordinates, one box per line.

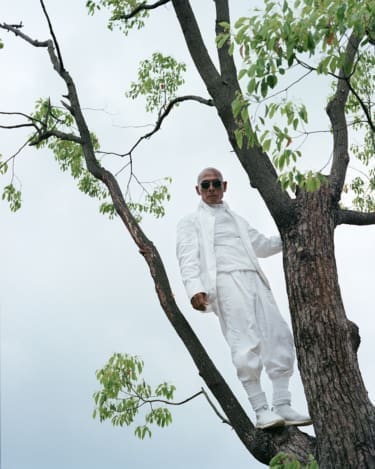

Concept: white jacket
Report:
left=176, top=201, right=282, bottom=313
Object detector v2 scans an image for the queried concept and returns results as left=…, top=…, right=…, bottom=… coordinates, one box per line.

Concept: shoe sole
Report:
left=256, top=419, right=285, bottom=430
left=284, top=419, right=313, bottom=427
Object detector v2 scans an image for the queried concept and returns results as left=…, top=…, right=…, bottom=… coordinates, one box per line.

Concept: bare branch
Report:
left=0, top=23, right=48, bottom=47
left=112, top=0, right=171, bottom=20
left=200, top=387, right=231, bottom=425
left=336, top=209, right=375, bottom=226
left=118, top=95, right=213, bottom=160
left=346, top=80, right=375, bottom=132
left=40, top=0, right=65, bottom=71
left=327, top=33, right=362, bottom=201
left=0, top=110, right=41, bottom=123
left=0, top=123, right=35, bottom=130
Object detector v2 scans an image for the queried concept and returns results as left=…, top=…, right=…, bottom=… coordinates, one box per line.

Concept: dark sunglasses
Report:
left=200, top=179, right=223, bottom=190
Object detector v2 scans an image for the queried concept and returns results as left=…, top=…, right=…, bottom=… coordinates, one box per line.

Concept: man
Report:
left=176, top=167, right=311, bottom=429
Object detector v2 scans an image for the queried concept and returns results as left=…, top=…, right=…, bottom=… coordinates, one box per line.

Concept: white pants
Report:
left=216, top=270, right=294, bottom=393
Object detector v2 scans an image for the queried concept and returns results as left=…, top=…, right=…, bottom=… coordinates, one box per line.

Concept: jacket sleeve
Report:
left=248, top=224, right=282, bottom=258
left=176, top=216, right=206, bottom=300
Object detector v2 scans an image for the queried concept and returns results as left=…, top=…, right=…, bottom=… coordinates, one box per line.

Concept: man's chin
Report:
left=205, top=196, right=222, bottom=204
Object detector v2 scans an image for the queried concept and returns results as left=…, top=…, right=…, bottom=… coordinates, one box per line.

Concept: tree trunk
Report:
left=281, top=185, right=375, bottom=468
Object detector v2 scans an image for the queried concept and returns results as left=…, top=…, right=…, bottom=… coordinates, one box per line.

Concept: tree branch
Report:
left=346, top=79, right=375, bottom=133
left=121, top=388, right=204, bottom=407
left=40, top=0, right=65, bottom=71
left=0, top=110, right=43, bottom=125
left=327, top=32, right=362, bottom=201
left=336, top=209, right=375, bottom=226
left=0, top=123, right=35, bottom=130
left=29, top=129, right=83, bottom=146
left=171, top=0, right=222, bottom=91
left=214, top=0, right=238, bottom=84
left=116, top=95, right=214, bottom=162
left=0, top=23, right=48, bottom=47
left=112, top=0, right=171, bottom=20
left=200, top=387, right=231, bottom=425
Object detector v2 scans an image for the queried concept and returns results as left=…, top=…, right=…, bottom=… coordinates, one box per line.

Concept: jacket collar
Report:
left=199, top=200, right=230, bottom=214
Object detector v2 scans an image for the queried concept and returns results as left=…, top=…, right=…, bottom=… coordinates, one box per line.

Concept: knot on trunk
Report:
left=347, top=320, right=361, bottom=352
left=295, top=245, right=315, bottom=263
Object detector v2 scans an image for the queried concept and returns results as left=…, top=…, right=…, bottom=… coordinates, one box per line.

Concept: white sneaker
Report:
left=273, top=404, right=312, bottom=426
left=255, top=405, right=285, bottom=429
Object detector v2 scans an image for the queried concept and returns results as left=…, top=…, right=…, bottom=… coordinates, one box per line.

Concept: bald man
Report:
left=176, top=168, right=311, bottom=429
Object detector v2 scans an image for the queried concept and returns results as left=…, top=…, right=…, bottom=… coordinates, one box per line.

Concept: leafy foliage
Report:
left=217, top=0, right=374, bottom=198
left=2, top=183, right=21, bottom=212
left=86, top=0, right=150, bottom=35
left=0, top=150, right=22, bottom=212
left=30, top=98, right=115, bottom=206
left=270, top=452, right=319, bottom=469
left=93, top=353, right=176, bottom=438
left=126, top=52, right=186, bottom=113
left=25, top=98, right=171, bottom=220
left=126, top=177, right=172, bottom=222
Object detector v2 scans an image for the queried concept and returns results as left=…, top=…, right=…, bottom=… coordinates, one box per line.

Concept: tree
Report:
left=1, top=0, right=374, bottom=467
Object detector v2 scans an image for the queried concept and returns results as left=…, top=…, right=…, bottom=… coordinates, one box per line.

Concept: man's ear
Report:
left=223, top=181, right=228, bottom=192
left=195, top=185, right=201, bottom=196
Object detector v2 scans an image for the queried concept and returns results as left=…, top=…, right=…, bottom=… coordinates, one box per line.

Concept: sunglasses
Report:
left=200, top=179, right=223, bottom=190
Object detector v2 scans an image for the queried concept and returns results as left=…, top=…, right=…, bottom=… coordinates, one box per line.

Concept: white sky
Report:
left=0, top=1, right=374, bottom=468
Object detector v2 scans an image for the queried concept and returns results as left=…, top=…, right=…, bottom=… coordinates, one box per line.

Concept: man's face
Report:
left=195, top=169, right=227, bottom=205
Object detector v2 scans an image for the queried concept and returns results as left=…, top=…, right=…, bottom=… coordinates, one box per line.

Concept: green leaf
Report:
left=216, top=33, right=230, bottom=49
left=261, top=79, right=268, bottom=97
left=267, top=74, right=278, bottom=89
left=238, top=68, right=247, bottom=80
left=263, top=139, right=272, bottom=152
left=234, top=128, right=244, bottom=149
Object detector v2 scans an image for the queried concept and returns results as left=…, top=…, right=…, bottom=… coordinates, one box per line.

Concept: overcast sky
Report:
left=1, top=1, right=374, bottom=469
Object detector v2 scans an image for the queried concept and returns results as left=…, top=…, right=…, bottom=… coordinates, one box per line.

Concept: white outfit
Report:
left=176, top=201, right=294, bottom=406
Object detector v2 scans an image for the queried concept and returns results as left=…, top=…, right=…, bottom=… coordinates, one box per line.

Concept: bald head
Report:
left=197, top=167, right=223, bottom=184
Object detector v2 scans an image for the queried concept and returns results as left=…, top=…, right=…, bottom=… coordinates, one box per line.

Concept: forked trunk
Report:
left=281, top=186, right=375, bottom=468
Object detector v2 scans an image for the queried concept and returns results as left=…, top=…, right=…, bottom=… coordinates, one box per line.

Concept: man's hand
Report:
left=191, top=292, right=208, bottom=311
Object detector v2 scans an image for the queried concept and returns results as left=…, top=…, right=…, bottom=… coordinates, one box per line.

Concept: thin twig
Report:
left=201, top=387, right=231, bottom=426
left=346, top=79, right=374, bottom=132
left=0, top=139, right=30, bottom=172
left=0, top=123, right=35, bottom=130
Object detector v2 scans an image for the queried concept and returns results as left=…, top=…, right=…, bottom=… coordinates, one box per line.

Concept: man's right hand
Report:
left=191, top=292, right=208, bottom=311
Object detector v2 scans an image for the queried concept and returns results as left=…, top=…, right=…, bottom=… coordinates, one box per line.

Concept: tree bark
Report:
left=281, top=185, right=375, bottom=468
